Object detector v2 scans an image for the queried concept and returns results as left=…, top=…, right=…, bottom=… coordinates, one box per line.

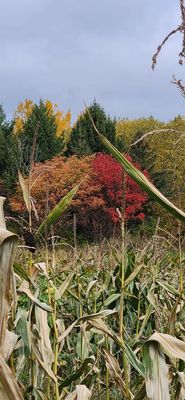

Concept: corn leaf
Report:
left=148, top=332, right=185, bottom=361
left=102, top=348, right=134, bottom=398
left=0, top=227, right=17, bottom=352
left=124, top=263, right=145, bottom=288
left=143, top=342, right=170, bottom=400
left=156, top=280, right=180, bottom=297
left=104, top=293, right=120, bottom=306
left=2, top=330, right=19, bottom=361
left=0, top=356, right=23, bottom=400
left=18, top=281, right=51, bottom=312
left=32, top=388, right=46, bottom=400
left=18, top=170, right=31, bottom=213
left=89, top=318, right=145, bottom=377
left=34, top=308, right=54, bottom=379
left=58, top=271, right=76, bottom=298
left=76, top=385, right=91, bottom=399
left=15, top=309, right=31, bottom=356
left=36, top=184, right=80, bottom=237
left=60, top=356, right=95, bottom=389
left=64, top=391, right=76, bottom=400
left=177, top=371, right=185, bottom=400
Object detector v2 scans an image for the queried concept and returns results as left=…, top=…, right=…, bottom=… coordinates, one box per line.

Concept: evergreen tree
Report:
left=67, top=100, right=116, bottom=156
left=18, top=100, right=63, bottom=171
left=0, top=106, right=19, bottom=192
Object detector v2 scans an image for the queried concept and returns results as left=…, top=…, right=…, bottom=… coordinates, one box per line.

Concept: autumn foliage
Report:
left=93, top=153, right=148, bottom=223
left=10, top=153, right=149, bottom=238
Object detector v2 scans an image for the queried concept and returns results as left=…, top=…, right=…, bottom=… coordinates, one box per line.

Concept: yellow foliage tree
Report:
left=116, top=117, right=163, bottom=150
left=14, top=99, right=34, bottom=134
left=147, top=116, right=185, bottom=205
left=14, top=99, right=71, bottom=139
left=45, top=100, right=71, bottom=138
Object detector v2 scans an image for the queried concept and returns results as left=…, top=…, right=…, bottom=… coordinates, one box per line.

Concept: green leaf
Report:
left=36, top=184, right=80, bottom=237
left=13, top=262, right=31, bottom=283
left=156, top=280, right=180, bottom=297
left=15, top=309, right=31, bottom=356
left=60, top=356, right=95, bottom=389
left=104, top=293, right=120, bottom=306
left=18, top=281, right=51, bottom=312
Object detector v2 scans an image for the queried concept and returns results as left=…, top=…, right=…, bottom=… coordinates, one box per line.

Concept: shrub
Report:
left=10, top=153, right=149, bottom=239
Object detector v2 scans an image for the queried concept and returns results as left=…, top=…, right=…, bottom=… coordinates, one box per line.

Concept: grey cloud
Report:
left=0, top=0, right=184, bottom=122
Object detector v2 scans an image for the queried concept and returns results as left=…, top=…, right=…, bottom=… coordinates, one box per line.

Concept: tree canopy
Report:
left=67, top=100, right=116, bottom=156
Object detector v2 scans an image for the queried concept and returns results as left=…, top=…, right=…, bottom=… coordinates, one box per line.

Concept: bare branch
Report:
left=152, top=0, right=185, bottom=69
left=152, top=27, right=181, bottom=70
left=179, top=0, right=185, bottom=64
left=131, top=128, right=185, bottom=147
left=171, top=74, right=185, bottom=97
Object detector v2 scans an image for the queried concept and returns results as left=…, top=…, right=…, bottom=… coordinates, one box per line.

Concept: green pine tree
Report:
left=67, top=100, right=116, bottom=156
left=0, top=106, right=19, bottom=192
left=18, top=99, right=63, bottom=171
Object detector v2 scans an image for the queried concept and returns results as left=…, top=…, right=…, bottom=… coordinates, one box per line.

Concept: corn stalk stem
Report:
left=46, top=245, right=60, bottom=400
left=119, top=172, right=130, bottom=399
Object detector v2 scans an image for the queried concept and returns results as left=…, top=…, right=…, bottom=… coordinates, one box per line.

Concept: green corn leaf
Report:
left=60, top=356, right=95, bottom=389
left=13, top=262, right=31, bottom=283
left=156, top=280, right=180, bottom=297
left=104, top=293, right=121, bottom=306
left=36, top=184, right=80, bottom=238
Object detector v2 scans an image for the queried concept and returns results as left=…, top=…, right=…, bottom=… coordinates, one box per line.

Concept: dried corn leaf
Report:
left=58, top=320, right=78, bottom=344
left=0, top=227, right=17, bottom=352
left=143, top=342, right=170, bottom=400
left=103, top=348, right=134, bottom=399
left=0, top=355, right=23, bottom=399
left=148, top=332, right=185, bottom=361
left=30, top=308, right=55, bottom=382
left=89, top=318, right=145, bottom=377
left=64, top=390, right=76, bottom=400
left=177, top=371, right=185, bottom=400
left=18, top=170, right=31, bottom=213
left=31, top=333, right=56, bottom=382
left=35, top=307, right=54, bottom=369
left=18, top=281, right=51, bottom=312
left=58, top=271, right=75, bottom=298
left=0, top=197, right=6, bottom=228
left=33, top=387, right=47, bottom=400
left=76, top=385, right=91, bottom=399
left=2, top=330, right=19, bottom=361
left=58, top=310, right=116, bottom=344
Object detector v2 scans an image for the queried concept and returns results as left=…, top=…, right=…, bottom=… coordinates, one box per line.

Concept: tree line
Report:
left=1, top=98, right=185, bottom=237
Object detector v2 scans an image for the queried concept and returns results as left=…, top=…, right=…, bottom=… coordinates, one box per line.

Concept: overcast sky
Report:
left=0, top=0, right=185, bottom=122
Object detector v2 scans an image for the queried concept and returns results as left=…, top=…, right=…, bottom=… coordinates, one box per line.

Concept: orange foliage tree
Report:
left=10, top=154, right=149, bottom=239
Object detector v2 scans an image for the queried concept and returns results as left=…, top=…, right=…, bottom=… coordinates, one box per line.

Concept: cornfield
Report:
left=1, top=132, right=185, bottom=400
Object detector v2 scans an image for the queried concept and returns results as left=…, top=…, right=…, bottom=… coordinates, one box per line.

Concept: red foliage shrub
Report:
left=10, top=153, right=150, bottom=239
left=92, top=153, right=149, bottom=224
